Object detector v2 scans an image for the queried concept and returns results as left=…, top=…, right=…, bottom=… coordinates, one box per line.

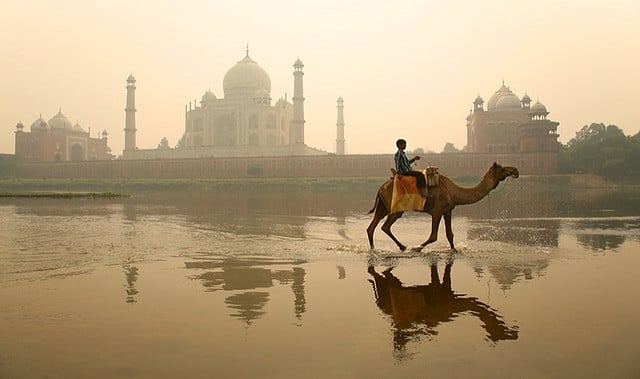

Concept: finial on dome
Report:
left=246, top=43, right=249, bottom=57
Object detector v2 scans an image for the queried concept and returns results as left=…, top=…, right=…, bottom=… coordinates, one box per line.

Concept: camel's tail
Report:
left=368, top=193, right=380, bottom=214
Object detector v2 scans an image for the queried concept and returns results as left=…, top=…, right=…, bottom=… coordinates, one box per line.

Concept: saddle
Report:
left=389, top=166, right=440, bottom=213
left=390, top=166, right=440, bottom=187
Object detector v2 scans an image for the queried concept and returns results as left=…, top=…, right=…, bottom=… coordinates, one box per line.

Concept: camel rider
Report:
left=394, top=138, right=428, bottom=198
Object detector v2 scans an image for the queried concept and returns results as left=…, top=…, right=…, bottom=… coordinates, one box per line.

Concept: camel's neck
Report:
left=446, top=172, right=498, bottom=206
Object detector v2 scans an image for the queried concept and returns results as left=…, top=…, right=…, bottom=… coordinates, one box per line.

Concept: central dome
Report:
left=48, top=109, right=73, bottom=130
left=487, top=83, right=516, bottom=110
left=223, top=54, right=271, bottom=99
left=495, top=93, right=521, bottom=110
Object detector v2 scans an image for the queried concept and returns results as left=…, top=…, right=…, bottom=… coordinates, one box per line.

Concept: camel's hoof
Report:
left=399, top=245, right=407, bottom=252
left=410, top=246, right=423, bottom=253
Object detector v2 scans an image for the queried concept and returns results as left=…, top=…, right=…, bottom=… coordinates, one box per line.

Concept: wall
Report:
left=13, top=152, right=556, bottom=179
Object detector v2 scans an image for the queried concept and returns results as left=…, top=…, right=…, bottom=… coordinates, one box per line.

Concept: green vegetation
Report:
left=0, top=192, right=128, bottom=198
left=559, top=123, right=640, bottom=181
left=0, top=177, right=389, bottom=194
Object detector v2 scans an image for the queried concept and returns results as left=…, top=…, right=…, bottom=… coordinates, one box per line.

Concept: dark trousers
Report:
left=401, top=170, right=426, bottom=189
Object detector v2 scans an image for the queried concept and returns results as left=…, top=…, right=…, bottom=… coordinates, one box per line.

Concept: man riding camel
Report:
left=394, top=138, right=428, bottom=198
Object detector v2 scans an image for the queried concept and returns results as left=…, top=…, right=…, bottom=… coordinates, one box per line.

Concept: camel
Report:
left=367, top=162, right=519, bottom=251
left=368, top=262, right=518, bottom=351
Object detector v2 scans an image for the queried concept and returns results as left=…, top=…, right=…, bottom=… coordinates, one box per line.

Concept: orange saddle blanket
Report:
left=390, top=173, right=427, bottom=214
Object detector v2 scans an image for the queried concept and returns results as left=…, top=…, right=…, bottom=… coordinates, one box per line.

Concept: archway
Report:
left=70, top=144, right=84, bottom=161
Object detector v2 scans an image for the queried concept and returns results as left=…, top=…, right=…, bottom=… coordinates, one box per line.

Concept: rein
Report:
left=493, top=176, right=510, bottom=194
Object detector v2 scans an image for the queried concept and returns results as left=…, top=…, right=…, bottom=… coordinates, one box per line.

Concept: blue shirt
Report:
left=394, top=149, right=412, bottom=175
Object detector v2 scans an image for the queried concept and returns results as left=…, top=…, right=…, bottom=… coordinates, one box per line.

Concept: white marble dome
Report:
left=223, top=54, right=271, bottom=98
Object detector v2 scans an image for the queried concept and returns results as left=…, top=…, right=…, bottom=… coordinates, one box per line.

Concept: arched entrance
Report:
left=214, top=114, right=237, bottom=146
left=70, top=144, right=84, bottom=161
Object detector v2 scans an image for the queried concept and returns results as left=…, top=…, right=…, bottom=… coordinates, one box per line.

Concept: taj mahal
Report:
left=122, top=49, right=332, bottom=160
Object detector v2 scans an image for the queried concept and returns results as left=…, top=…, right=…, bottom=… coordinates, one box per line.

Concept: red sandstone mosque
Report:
left=466, top=82, right=559, bottom=155
left=14, top=110, right=112, bottom=162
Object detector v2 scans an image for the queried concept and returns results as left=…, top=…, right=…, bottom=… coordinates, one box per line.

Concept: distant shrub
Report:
left=247, top=164, right=264, bottom=176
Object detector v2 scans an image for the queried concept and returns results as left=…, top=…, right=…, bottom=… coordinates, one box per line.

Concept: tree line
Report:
left=437, top=123, right=639, bottom=181
left=558, top=123, right=640, bottom=180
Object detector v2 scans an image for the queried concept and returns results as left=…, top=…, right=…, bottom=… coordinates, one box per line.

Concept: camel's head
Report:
left=492, top=162, right=519, bottom=181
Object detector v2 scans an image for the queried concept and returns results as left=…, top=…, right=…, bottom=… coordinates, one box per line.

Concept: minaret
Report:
left=124, top=74, right=137, bottom=151
left=291, top=58, right=305, bottom=145
left=336, top=97, right=345, bottom=155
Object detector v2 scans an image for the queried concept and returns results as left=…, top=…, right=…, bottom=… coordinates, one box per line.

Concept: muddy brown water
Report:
left=1, top=185, right=639, bottom=378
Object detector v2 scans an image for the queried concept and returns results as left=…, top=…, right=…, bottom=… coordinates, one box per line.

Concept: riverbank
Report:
left=0, top=192, right=128, bottom=199
left=0, top=174, right=636, bottom=195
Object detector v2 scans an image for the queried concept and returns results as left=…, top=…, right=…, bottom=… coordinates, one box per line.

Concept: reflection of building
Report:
left=466, top=82, right=560, bottom=155
left=186, top=257, right=306, bottom=325
left=466, top=219, right=554, bottom=289
left=467, top=219, right=560, bottom=247
left=123, top=49, right=327, bottom=160
left=123, top=265, right=139, bottom=303
left=14, top=109, right=112, bottom=162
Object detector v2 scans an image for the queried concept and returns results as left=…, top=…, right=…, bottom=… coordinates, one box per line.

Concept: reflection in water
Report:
left=226, top=292, right=269, bottom=325
left=186, top=257, right=306, bottom=325
left=577, top=234, right=625, bottom=252
left=368, top=262, right=518, bottom=359
left=467, top=219, right=560, bottom=247
left=572, top=218, right=636, bottom=251
left=119, top=191, right=368, bottom=240
left=123, top=264, right=139, bottom=303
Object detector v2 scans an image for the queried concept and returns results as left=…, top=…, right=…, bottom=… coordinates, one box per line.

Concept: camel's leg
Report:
left=381, top=212, right=406, bottom=251
left=416, top=214, right=442, bottom=251
left=442, top=262, right=452, bottom=290
left=443, top=211, right=455, bottom=250
left=366, top=204, right=387, bottom=249
left=430, top=263, right=439, bottom=283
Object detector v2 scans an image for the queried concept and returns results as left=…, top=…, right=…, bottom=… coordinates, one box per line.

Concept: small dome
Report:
left=474, top=94, right=484, bottom=104
left=223, top=54, right=271, bottom=98
left=294, top=58, right=304, bottom=68
left=127, top=74, right=136, bottom=82
left=201, top=90, right=217, bottom=103
left=337, top=96, right=344, bottom=103
left=30, top=116, right=48, bottom=131
left=16, top=121, right=24, bottom=130
left=254, top=88, right=270, bottom=99
left=530, top=101, right=548, bottom=114
left=48, top=109, right=74, bottom=130
left=101, top=130, right=108, bottom=138
left=73, top=122, right=86, bottom=133
left=522, top=93, right=531, bottom=102
left=495, top=93, right=521, bottom=110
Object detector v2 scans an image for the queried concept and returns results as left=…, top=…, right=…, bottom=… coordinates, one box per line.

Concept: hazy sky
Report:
left=2, top=0, right=638, bottom=156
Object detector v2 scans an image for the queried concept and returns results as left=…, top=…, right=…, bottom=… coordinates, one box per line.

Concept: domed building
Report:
left=122, top=50, right=327, bottom=159
left=466, top=82, right=559, bottom=155
left=14, top=109, right=112, bottom=162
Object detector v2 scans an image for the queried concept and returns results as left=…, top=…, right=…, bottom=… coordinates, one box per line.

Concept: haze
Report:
left=2, top=0, right=638, bottom=157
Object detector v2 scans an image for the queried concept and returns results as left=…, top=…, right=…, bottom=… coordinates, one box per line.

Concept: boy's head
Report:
left=396, top=138, right=407, bottom=149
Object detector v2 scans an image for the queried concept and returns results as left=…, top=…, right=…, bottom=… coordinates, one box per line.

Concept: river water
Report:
left=1, top=183, right=639, bottom=378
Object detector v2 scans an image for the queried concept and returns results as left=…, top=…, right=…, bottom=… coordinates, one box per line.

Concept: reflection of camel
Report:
left=367, top=162, right=519, bottom=251
left=368, top=262, right=518, bottom=352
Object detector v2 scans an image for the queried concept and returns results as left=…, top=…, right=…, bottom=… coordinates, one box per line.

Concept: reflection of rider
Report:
left=368, top=262, right=518, bottom=352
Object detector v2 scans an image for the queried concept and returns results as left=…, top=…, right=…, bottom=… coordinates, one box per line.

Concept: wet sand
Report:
left=1, top=187, right=639, bottom=378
